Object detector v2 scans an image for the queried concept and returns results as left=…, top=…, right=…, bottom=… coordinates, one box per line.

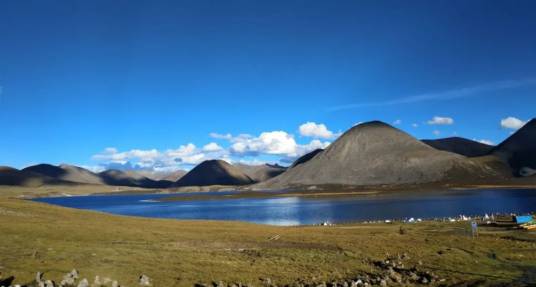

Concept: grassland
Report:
left=1, top=186, right=536, bottom=286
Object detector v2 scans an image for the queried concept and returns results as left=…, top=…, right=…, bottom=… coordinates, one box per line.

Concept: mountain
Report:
left=259, top=121, right=503, bottom=188
left=492, top=118, right=536, bottom=176
left=0, top=166, right=57, bottom=187
left=175, top=160, right=254, bottom=186
left=235, top=163, right=287, bottom=182
left=1, top=163, right=175, bottom=188
left=422, top=137, right=494, bottom=157
left=291, top=149, right=324, bottom=168
left=99, top=169, right=172, bottom=188
left=22, top=164, right=103, bottom=185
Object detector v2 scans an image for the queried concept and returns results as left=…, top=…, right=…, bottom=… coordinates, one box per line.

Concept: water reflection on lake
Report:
left=34, top=188, right=536, bottom=226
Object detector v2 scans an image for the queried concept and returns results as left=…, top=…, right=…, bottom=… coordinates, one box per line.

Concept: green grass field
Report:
left=1, top=186, right=535, bottom=286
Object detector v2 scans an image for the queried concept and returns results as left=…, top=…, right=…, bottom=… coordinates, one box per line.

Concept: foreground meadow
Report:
left=1, top=186, right=535, bottom=286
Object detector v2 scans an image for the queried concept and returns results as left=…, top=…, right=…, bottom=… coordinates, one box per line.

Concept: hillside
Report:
left=0, top=166, right=58, bottom=187
left=22, top=164, right=104, bottom=185
left=2, top=164, right=173, bottom=188
left=259, top=121, right=503, bottom=188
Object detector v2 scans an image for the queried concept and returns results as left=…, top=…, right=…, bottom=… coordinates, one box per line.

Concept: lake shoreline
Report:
left=30, top=185, right=536, bottom=227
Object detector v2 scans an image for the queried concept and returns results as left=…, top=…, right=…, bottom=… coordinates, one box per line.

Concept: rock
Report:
left=77, top=278, right=89, bottom=287
left=379, top=279, right=387, bottom=287
left=112, top=281, right=119, bottom=287
left=93, top=275, right=102, bottom=287
left=0, top=276, right=15, bottom=287
left=60, top=269, right=79, bottom=286
left=36, top=272, right=44, bottom=284
left=138, top=274, right=151, bottom=286
left=388, top=271, right=402, bottom=283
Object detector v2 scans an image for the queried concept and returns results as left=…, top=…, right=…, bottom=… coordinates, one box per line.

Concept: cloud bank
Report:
left=93, top=122, right=336, bottom=171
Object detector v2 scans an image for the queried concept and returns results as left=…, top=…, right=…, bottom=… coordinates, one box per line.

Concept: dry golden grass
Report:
left=1, top=186, right=535, bottom=286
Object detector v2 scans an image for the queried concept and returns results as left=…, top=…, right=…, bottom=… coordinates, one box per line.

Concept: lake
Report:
left=34, top=188, right=536, bottom=226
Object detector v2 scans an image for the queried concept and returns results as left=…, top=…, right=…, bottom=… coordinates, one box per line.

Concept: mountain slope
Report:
left=259, top=121, right=502, bottom=188
left=157, top=170, right=188, bottom=182
left=235, top=163, right=287, bottom=182
left=290, top=149, right=324, bottom=168
left=492, top=118, right=536, bottom=176
left=99, top=170, right=172, bottom=188
left=176, top=160, right=254, bottom=186
left=422, top=137, right=493, bottom=157
left=0, top=166, right=58, bottom=187
left=22, top=164, right=104, bottom=185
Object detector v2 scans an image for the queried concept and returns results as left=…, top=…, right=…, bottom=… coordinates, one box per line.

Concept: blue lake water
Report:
left=34, top=189, right=536, bottom=226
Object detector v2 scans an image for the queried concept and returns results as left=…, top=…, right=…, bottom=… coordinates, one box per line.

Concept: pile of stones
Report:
left=366, top=254, right=445, bottom=286
left=195, top=254, right=445, bottom=287
left=0, top=270, right=152, bottom=287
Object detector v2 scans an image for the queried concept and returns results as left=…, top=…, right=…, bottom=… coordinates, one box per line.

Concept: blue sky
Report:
left=1, top=0, right=535, bottom=171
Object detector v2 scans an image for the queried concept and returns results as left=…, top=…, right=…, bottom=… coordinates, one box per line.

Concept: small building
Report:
left=515, top=215, right=534, bottom=224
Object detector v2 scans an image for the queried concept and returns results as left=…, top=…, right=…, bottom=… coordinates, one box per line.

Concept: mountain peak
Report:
left=176, top=160, right=254, bottom=187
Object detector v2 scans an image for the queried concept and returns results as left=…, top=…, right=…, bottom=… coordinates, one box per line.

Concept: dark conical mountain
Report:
left=291, top=149, right=324, bottom=168
left=176, top=160, right=254, bottom=187
left=492, top=118, right=536, bottom=176
left=235, top=163, right=287, bottom=182
left=259, top=121, right=502, bottom=188
left=422, top=137, right=493, bottom=157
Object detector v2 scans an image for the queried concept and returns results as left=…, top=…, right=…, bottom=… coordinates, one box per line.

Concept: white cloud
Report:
left=412, top=123, right=419, bottom=128
left=202, top=142, right=223, bottom=152
left=93, top=123, right=338, bottom=171
left=299, top=122, right=337, bottom=139
left=92, top=142, right=230, bottom=171
left=433, top=130, right=441, bottom=136
left=500, top=116, right=527, bottom=130
left=231, top=131, right=298, bottom=156
left=393, top=119, right=402, bottom=125
left=209, top=132, right=233, bottom=140
left=91, top=147, right=161, bottom=166
left=476, top=139, right=494, bottom=145
left=222, top=129, right=331, bottom=159
left=427, top=116, right=454, bottom=125
left=297, top=139, right=330, bottom=155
